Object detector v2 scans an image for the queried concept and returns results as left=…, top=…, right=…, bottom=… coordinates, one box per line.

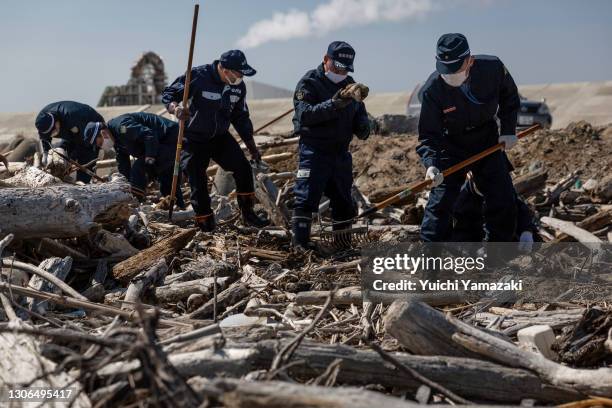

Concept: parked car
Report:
left=517, top=94, right=552, bottom=129
left=405, top=84, right=553, bottom=130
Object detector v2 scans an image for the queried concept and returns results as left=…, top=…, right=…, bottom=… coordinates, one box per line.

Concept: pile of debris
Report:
left=0, top=122, right=610, bottom=407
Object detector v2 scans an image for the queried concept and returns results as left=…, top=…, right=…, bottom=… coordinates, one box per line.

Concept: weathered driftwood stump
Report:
left=0, top=165, right=62, bottom=188
left=0, top=174, right=132, bottom=239
left=112, top=228, right=197, bottom=283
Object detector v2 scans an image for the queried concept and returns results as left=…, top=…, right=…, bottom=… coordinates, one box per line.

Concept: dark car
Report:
left=406, top=84, right=553, bottom=130
left=517, top=94, right=552, bottom=129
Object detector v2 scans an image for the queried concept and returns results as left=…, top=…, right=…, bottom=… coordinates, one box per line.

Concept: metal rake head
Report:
left=317, top=221, right=371, bottom=249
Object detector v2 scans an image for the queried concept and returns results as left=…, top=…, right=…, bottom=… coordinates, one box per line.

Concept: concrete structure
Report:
left=98, top=52, right=167, bottom=107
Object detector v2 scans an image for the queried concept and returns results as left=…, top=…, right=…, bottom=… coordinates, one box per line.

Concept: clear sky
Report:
left=1, top=0, right=610, bottom=112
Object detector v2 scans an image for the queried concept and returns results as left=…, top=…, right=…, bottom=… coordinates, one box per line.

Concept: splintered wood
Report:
left=0, top=122, right=610, bottom=407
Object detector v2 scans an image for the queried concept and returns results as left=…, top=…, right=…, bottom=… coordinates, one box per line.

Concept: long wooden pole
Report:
left=253, top=107, right=294, bottom=134
left=357, top=124, right=541, bottom=219
left=169, top=4, right=200, bottom=221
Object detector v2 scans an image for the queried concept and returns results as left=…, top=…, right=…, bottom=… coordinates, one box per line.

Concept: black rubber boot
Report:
left=195, top=214, right=216, bottom=233
left=237, top=194, right=269, bottom=228
left=292, top=210, right=315, bottom=252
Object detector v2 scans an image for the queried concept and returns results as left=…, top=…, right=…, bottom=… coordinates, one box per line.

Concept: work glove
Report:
left=332, top=89, right=352, bottom=109
left=355, top=123, right=370, bottom=141
left=341, top=83, right=369, bottom=102
left=172, top=102, right=190, bottom=121
left=518, top=231, right=534, bottom=252
left=498, top=134, right=518, bottom=150
left=426, top=166, right=444, bottom=187
left=244, top=138, right=262, bottom=163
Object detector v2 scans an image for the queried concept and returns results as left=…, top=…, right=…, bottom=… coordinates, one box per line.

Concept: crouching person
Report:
left=83, top=112, right=185, bottom=207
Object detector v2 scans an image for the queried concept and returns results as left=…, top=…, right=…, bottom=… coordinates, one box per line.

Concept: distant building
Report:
left=98, top=52, right=167, bottom=107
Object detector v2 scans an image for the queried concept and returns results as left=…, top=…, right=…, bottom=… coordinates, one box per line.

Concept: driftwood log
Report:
left=384, top=300, right=495, bottom=359
left=296, top=287, right=465, bottom=306
left=153, top=276, right=231, bottom=304
left=541, top=216, right=602, bottom=242
left=96, top=337, right=580, bottom=403
left=0, top=174, right=132, bottom=239
left=555, top=208, right=611, bottom=242
left=201, top=378, right=422, bottom=408
left=0, top=321, right=92, bottom=407
left=122, top=259, right=168, bottom=310
left=254, top=173, right=289, bottom=228
left=449, top=313, right=612, bottom=397
left=26, top=256, right=73, bottom=315
left=187, top=282, right=250, bottom=319
left=0, top=165, right=62, bottom=188
left=513, top=169, right=548, bottom=197
left=112, top=228, right=196, bottom=283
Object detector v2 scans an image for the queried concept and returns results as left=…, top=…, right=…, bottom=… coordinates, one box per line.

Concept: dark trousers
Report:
left=420, top=150, right=517, bottom=242
left=293, top=143, right=356, bottom=222
left=129, top=145, right=185, bottom=208
left=452, top=180, right=537, bottom=242
left=181, top=132, right=254, bottom=216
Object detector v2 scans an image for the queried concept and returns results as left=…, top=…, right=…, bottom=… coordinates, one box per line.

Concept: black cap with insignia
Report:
left=435, top=33, right=470, bottom=74
left=326, top=41, right=355, bottom=72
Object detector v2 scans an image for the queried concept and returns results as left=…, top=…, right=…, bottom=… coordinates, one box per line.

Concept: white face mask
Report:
left=325, top=71, right=348, bottom=84
left=225, top=70, right=243, bottom=85
left=441, top=70, right=468, bottom=87
left=101, top=137, right=114, bottom=152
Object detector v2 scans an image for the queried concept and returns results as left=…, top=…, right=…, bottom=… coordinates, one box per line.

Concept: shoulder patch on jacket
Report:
left=295, top=90, right=304, bottom=101
left=120, top=126, right=127, bottom=134
left=70, top=126, right=79, bottom=134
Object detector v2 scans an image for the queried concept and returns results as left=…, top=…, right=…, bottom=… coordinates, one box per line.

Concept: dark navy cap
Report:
left=83, top=121, right=104, bottom=145
left=326, top=41, right=355, bottom=72
left=436, top=33, right=470, bottom=74
left=219, top=50, right=256, bottom=76
left=35, top=112, right=56, bottom=137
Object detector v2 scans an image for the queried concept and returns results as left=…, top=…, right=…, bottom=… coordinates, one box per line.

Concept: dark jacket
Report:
left=107, top=112, right=178, bottom=178
left=161, top=61, right=253, bottom=143
left=36, top=101, right=104, bottom=154
left=416, top=55, right=520, bottom=169
left=292, top=64, right=370, bottom=153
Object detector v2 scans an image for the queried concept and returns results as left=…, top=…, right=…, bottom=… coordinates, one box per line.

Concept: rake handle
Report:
left=254, top=108, right=294, bottom=135
left=51, top=148, right=105, bottom=182
left=357, top=124, right=541, bottom=219
left=169, top=4, right=199, bottom=221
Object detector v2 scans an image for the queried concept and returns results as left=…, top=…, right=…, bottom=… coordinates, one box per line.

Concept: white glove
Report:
left=426, top=166, right=444, bottom=187
left=499, top=134, right=518, bottom=150
left=518, top=231, right=534, bottom=252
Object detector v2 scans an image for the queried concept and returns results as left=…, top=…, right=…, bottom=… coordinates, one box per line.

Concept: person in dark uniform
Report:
left=34, top=101, right=104, bottom=183
left=83, top=112, right=185, bottom=208
left=417, top=33, right=521, bottom=242
left=451, top=172, right=539, bottom=250
left=161, top=50, right=267, bottom=232
left=291, top=41, right=371, bottom=251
